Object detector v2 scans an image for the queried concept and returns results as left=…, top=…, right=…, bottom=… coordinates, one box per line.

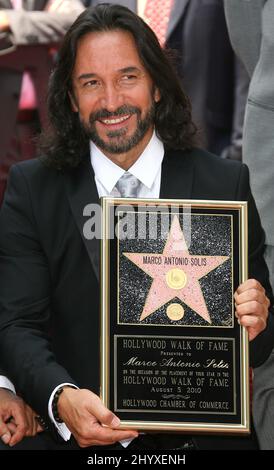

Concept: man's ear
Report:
left=69, top=91, right=78, bottom=112
left=154, top=87, right=161, bottom=103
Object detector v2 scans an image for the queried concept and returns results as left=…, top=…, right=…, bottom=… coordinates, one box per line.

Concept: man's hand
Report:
left=58, top=387, right=139, bottom=448
left=235, top=279, right=270, bottom=341
left=0, top=388, right=43, bottom=447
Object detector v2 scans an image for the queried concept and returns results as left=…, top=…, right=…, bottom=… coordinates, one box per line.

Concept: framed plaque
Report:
left=101, top=198, right=250, bottom=434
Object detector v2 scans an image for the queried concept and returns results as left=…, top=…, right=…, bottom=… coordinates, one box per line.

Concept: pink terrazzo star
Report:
left=123, top=215, right=229, bottom=324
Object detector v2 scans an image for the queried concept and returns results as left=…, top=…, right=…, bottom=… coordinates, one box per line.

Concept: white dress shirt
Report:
left=91, top=130, right=164, bottom=199
left=0, top=376, right=15, bottom=393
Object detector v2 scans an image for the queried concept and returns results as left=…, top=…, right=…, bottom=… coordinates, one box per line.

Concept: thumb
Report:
left=89, top=397, right=120, bottom=428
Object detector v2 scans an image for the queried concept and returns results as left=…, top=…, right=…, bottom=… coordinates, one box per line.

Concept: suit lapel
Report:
left=166, top=0, right=190, bottom=40
left=160, top=148, right=194, bottom=199
left=65, top=157, right=101, bottom=281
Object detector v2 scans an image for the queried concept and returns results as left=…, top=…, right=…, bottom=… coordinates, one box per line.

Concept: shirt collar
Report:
left=90, top=131, right=164, bottom=193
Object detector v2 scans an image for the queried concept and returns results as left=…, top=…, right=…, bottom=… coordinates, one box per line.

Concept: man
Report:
left=224, top=0, right=274, bottom=450
left=0, top=0, right=85, bottom=205
left=86, top=0, right=249, bottom=159
left=0, top=4, right=273, bottom=450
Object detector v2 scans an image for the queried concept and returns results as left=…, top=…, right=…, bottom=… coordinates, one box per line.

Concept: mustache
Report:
left=89, top=105, right=140, bottom=123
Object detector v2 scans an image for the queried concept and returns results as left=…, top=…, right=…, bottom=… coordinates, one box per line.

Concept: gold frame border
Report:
left=101, top=197, right=249, bottom=434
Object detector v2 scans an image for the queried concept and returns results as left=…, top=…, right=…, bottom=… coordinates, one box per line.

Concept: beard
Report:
left=81, top=103, right=155, bottom=154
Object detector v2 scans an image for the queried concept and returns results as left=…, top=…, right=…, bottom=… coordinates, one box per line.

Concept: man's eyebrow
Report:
left=77, top=66, right=141, bottom=80
left=119, top=66, right=141, bottom=74
left=77, top=73, right=97, bottom=81
left=77, top=66, right=141, bottom=81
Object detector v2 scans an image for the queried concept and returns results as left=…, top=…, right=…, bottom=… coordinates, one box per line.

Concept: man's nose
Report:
left=100, top=84, right=123, bottom=112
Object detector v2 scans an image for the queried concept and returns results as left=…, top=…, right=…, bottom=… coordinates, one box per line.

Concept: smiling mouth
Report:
left=99, top=114, right=131, bottom=126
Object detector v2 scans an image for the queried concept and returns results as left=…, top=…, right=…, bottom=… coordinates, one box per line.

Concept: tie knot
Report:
left=116, top=172, right=141, bottom=198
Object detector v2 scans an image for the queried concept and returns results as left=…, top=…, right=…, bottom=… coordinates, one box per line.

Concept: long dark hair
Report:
left=40, top=3, right=196, bottom=170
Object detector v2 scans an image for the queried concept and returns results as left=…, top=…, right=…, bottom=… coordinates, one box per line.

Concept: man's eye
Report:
left=121, top=75, right=137, bottom=81
left=84, top=80, right=99, bottom=88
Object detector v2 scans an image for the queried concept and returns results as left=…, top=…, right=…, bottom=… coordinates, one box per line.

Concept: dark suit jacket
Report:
left=89, top=0, right=249, bottom=154
left=0, top=148, right=273, bottom=449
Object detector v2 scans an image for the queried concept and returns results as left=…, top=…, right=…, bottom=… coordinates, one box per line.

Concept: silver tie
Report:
left=115, top=172, right=141, bottom=198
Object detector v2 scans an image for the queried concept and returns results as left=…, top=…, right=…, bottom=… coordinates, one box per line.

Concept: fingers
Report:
left=7, top=404, right=27, bottom=447
left=1, top=433, right=11, bottom=445
left=89, top=422, right=138, bottom=442
left=236, top=299, right=268, bottom=318
left=60, top=389, right=139, bottom=448
left=76, top=424, right=138, bottom=448
left=235, top=288, right=267, bottom=306
left=82, top=393, right=138, bottom=447
left=6, top=420, right=17, bottom=435
left=0, top=393, right=42, bottom=446
left=87, top=394, right=120, bottom=429
left=236, top=311, right=266, bottom=329
left=235, top=278, right=265, bottom=295
left=235, top=279, right=270, bottom=341
left=0, top=419, right=11, bottom=446
left=8, top=426, right=26, bottom=447
left=24, top=405, right=39, bottom=437
left=0, top=391, right=27, bottom=446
